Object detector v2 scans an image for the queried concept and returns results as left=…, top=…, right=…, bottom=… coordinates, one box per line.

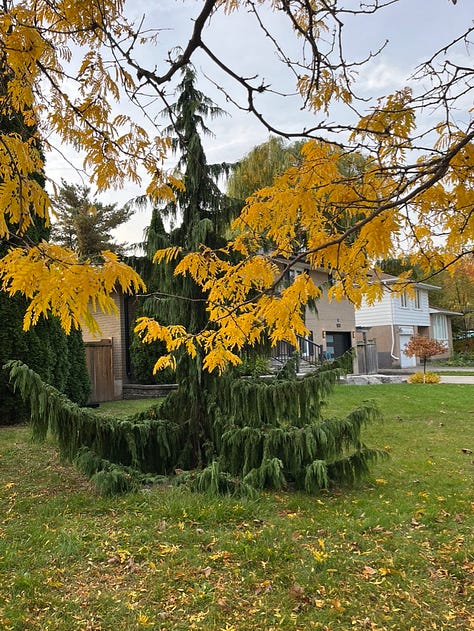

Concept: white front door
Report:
left=399, top=334, right=417, bottom=368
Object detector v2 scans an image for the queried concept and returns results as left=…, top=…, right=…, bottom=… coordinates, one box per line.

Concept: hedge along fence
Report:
left=5, top=359, right=387, bottom=496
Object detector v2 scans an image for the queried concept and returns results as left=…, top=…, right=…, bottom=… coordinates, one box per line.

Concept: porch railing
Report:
left=271, top=335, right=324, bottom=367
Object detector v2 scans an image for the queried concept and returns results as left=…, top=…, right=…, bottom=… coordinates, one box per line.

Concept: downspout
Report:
left=390, top=323, right=399, bottom=361
left=389, top=285, right=399, bottom=361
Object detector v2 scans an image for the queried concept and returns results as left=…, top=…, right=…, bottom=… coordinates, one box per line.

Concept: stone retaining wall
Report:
left=122, top=383, right=177, bottom=399
left=342, top=374, right=406, bottom=385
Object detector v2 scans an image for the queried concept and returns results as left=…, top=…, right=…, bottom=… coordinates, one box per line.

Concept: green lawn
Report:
left=0, top=384, right=472, bottom=630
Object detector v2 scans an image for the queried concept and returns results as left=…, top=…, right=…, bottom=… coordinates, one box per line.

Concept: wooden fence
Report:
left=84, top=339, right=114, bottom=403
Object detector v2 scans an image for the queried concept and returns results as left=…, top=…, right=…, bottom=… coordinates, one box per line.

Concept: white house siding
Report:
left=392, top=290, right=431, bottom=326
left=355, top=295, right=393, bottom=327
left=356, top=285, right=438, bottom=369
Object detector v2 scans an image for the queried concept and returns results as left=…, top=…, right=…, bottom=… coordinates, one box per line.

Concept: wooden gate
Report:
left=356, top=340, right=378, bottom=374
left=85, top=339, right=114, bottom=403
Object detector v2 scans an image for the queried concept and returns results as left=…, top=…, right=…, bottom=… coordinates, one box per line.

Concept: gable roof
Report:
left=429, top=306, right=463, bottom=317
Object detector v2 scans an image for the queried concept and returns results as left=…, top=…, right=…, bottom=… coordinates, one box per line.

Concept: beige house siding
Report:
left=82, top=268, right=360, bottom=398
left=305, top=270, right=358, bottom=372
left=356, top=324, right=428, bottom=369
left=356, top=320, right=454, bottom=369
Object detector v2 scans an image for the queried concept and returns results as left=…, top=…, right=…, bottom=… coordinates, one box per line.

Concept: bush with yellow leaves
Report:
left=407, top=372, right=441, bottom=384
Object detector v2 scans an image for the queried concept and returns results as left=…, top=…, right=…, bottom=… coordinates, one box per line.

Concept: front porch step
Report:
left=270, top=357, right=320, bottom=376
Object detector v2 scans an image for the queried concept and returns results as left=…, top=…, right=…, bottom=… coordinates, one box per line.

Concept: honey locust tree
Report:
left=6, top=66, right=386, bottom=496
left=0, top=0, right=472, bottom=370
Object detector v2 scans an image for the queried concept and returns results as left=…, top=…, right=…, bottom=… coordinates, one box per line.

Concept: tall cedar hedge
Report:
left=0, top=63, right=91, bottom=424
left=0, top=304, right=91, bottom=424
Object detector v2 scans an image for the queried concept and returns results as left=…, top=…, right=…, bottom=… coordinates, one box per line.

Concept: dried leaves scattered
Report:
left=1, top=384, right=473, bottom=630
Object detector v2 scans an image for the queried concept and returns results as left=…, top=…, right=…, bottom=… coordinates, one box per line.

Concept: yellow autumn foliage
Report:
left=0, top=1, right=472, bottom=373
left=407, top=372, right=441, bottom=384
left=0, top=245, right=145, bottom=334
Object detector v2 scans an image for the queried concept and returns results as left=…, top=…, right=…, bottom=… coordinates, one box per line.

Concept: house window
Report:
left=414, top=289, right=421, bottom=310
left=283, top=268, right=297, bottom=288
left=400, top=292, right=408, bottom=308
left=432, top=314, right=448, bottom=341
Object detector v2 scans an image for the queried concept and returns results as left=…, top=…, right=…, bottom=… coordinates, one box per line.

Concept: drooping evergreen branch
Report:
left=5, top=357, right=388, bottom=497
left=5, top=360, right=181, bottom=475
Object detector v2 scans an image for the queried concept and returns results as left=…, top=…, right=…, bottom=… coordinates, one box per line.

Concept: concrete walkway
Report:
left=371, top=367, right=474, bottom=385
left=437, top=374, right=474, bottom=384
left=343, top=373, right=474, bottom=385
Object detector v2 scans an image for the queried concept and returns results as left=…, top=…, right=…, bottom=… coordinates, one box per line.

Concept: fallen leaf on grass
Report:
left=289, top=582, right=304, bottom=597
left=157, top=543, right=180, bottom=555
left=351, top=618, right=375, bottom=629
left=254, top=579, right=273, bottom=595
left=209, top=550, right=231, bottom=562
left=217, top=598, right=231, bottom=611
left=288, top=582, right=311, bottom=603
left=361, top=566, right=377, bottom=579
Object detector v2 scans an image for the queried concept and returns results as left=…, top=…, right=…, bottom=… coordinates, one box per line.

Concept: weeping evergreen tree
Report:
left=129, top=210, right=176, bottom=384
left=130, top=65, right=236, bottom=467
left=5, top=67, right=387, bottom=494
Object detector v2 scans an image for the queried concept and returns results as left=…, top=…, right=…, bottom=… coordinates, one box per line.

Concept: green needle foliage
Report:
left=5, top=357, right=386, bottom=497
left=50, top=180, right=133, bottom=259
left=0, top=66, right=90, bottom=423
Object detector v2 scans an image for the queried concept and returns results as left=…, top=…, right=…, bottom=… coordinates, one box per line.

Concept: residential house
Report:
left=355, top=274, right=458, bottom=369
left=82, top=267, right=359, bottom=400
left=303, top=269, right=357, bottom=365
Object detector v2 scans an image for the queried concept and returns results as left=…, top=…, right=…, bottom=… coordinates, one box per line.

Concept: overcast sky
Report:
left=44, top=0, right=473, bottom=247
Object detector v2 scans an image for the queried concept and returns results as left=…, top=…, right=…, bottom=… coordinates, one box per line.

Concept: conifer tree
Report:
left=51, top=181, right=133, bottom=259
left=129, top=210, right=175, bottom=384
left=4, top=67, right=386, bottom=494
left=126, top=67, right=385, bottom=491
left=133, top=66, right=236, bottom=467
left=0, top=58, right=90, bottom=423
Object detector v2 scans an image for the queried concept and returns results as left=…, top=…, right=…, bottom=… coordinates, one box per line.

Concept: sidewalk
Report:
left=379, top=366, right=474, bottom=385
left=437, top=375, right=474, bottom=384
